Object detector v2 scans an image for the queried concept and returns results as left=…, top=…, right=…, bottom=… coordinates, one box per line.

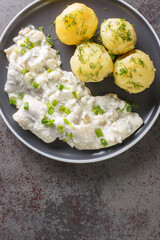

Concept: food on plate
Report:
left=100, top=18, right=137, bottom=55
left=70, top=42, right=113, bottom=82
left=55, top=3, right=98, bottom=45
left=4, top=26, right=143, bottom=150
left=113, top=49, right=155, bottom=93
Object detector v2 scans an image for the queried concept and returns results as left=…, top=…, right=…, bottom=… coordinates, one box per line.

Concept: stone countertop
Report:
left=0, top=0, right=160, bottom=239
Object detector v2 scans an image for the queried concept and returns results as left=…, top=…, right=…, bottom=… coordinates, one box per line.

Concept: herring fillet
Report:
left=4, top=26, right=143, bottom=150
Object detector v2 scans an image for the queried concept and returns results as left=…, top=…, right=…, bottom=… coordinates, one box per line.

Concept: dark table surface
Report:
left=1, top=0, right=160, bottom=239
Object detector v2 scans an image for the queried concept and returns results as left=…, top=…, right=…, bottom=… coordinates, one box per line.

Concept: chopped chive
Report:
left=52, top=100, right=58, bottom=106
left=22, top=68, right=27, bottom=75
left=45, top=102, right=52, bottom=108
left=47, top=69, right=53, bottom=73
left=56, top=83, right=64, bottom=91
left=20, top=43, right=26, bottom=47
left=101, top=138, right=108, bottom=147
left=57, top=125, right=63, bottom=133
left=23, top=102, right=29, bottom=110
left=72, top=91, right=77, bottom=99
left=59, top=105, right=66, bottom=112
left=32, top=81, right=39, bottom=89
left=14, top=47, right=18, bottom=53
left=95, top=128, right=104, bottom=138
left=18, top=93, right=24, bottom=99
left=9, top=98, right=16, bottom=106
left=66, top=132, right=73, bottom=140
left=41, top=114, right=55, bottom=126
left=62, top=138, right=66, bottom=142
left=27, top=42, right=35, bottom=50
left=65, top=107, right=71, bottom=115
left=92, top=105, right=103, bottom=115
left=20, top=48, right=26, bottom=55
left=64, top=118, right=70, bottom=124
left=24, top=37, right=30, bottom=43
left=48, top=107, right=54, bottom=115
left=70, top=122, right=75, bottom=128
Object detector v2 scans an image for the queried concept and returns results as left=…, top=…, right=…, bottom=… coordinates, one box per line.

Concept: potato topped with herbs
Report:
left=113, top=50, right=155, bottom=93
left=55, top=3, right=98, bottom=45
left=70, top=42, right=113, bottom=82
left=100, top=18, right=137, bottom=55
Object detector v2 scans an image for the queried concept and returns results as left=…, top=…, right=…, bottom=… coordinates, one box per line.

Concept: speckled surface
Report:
left=0, top=0, right=160, bottom=239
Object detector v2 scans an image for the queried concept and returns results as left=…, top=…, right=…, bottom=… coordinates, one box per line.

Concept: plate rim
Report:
left=0, top=0, right=160, bottom=164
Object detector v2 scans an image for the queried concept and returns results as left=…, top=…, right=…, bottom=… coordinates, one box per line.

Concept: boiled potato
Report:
left=70, top=42, right=113, bottom=82
left=55, top=3, right=98, bottom=45
left=100, top=18, right=137, bottom=55
left=113, top=49, right=155, bottom=93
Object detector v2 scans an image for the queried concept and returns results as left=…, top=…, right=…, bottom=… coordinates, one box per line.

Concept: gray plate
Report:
left=0, top=0, right=160, bottom=163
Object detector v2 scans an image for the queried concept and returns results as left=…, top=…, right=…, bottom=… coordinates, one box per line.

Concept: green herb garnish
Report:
left=95, top=128, right=104, bottom=138
left=22, top=68, right=27, bottom=75
left=57, top=125, right=63, bottom=133
left=23, top=102, right=29, bottom=110
left=41, top=114, right=55, bottom=126
left=9, top=98, right=17, bottom=106
left=20, top=48, right=26, bottom=55
left=72, top=91, right=77, bottom=99
left=64, top=119, right=70, bottom=124
left=66, top=132, right=73, bottom=140
left=39, top=26, right=44, bottom=32
left=46, top=34, right=54, bottom=46
left=92, top=105, right=104, bottom=115
left=18, top=93, right=24, bottom=99
left=52, top=100, right=58, bottom=106
left=101, top=138, right=108, bottom=147
left=47, top=69, right=53, bottom=73
left=32, top=81, right=39, bottom=89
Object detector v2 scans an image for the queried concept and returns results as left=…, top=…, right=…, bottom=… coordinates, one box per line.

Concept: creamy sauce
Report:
left=5, top=26, right=143, bottom=150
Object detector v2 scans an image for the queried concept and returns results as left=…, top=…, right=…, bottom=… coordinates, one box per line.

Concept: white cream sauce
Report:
left=5, top=26, right=143, bottom=150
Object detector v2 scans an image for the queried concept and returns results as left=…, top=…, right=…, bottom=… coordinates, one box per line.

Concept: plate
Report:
left=0, top=0, right=160, bottom=163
